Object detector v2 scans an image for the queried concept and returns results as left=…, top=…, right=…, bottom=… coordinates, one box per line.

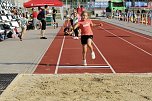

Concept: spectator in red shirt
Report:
left=77, top=3, right=85, bottom=16
left=32, top=8, right=38, bottom=30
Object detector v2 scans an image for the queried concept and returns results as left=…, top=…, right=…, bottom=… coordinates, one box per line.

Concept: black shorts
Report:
left=41, top=19, right=46, bottom=30
left=74, top=27, right=79, bottom=37
left=81, top=35, right=93, bottom=45
left=64, top=27, right=69, bottom=32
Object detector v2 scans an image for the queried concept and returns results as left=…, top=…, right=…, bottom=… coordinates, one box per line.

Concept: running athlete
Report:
left=73, top=11, right=103, bottom=66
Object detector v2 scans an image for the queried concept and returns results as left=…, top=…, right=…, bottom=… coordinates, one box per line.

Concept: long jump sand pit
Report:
left=0, top=74, right=152, bottom=101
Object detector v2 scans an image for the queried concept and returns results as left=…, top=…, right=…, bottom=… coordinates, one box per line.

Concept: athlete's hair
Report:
left=81, top=11, right=88, bottom=17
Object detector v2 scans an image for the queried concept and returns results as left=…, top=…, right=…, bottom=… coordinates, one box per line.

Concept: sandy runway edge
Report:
left=0, top=74, right=152, bottom=101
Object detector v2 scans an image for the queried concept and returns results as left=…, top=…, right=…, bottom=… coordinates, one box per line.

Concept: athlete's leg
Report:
left=87, top=38, right=94, bottom=52
left=82, top=44, right=87, bottom=65
left=87, top=38, right=95, bottom=59
left=82, top=44, right=87, bottom=60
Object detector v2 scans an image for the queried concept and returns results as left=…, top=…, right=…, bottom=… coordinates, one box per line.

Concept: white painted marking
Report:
left=55, top=36, right=65, bottom=74
left=100, top=26, right=152, bottom=56
left=106, top=22, right=152, bottom=41
left=58, top=65, right=110, bottom=68
left=63, top=48, right=81, bottom=50
left=92, top=41, right=116, bottom=73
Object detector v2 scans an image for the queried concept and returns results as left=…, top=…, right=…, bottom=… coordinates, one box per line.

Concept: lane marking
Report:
left=100, top=26, right=152, bottom=56
left=92, top=41, right=116, bottom=73
left=63, top=48, right=81, bottom=50
left=31, top=34, right=60, bottom=74
left=55, top=36, right=113, bottom=73
left=55, top=29, right=115, bottom=73
left=58, top=65, right=110, bottom=68
left=104, top=21, right=152, bottom=41
left=55, top=36, right=65, bottom=74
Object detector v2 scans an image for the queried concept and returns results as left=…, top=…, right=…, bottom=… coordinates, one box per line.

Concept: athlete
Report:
left=73, top=11, right=103, bottom=66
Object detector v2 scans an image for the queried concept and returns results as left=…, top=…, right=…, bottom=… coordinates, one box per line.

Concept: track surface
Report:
left=34, top=20, right=152, bottom=74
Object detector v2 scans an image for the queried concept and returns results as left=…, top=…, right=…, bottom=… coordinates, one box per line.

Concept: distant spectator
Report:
left=52, top=7, right=57, bottom=23
left=3, top=24, right=20, bottom=40
left=12, top=7, right=17, bottom=15
left=64, top=17, right=73, bottom=36
left=19, top=13, right=28, bottom=41
left=32, top=8, right=38, bottom=30
left=66, top=8, right=70, bottom=18
left=37, top=5, right=48, bottom=39
left=106, top=7, right=111, bottom=18
left=77, top=3, right=85, bottom=16
left=141, top=10, right=146, bottom=14
left=137, top=9, right=140, bottom=14
left=70, top=11, right=81, bottom=39
left=137, top=9, right=140, bottom=23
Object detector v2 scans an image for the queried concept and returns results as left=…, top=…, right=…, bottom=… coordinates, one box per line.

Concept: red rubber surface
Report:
left=34, top=20, right=152, bottom=74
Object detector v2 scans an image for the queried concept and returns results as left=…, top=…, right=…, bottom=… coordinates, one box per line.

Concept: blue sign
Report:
left=94, top=2, right=108, bottom=8
left=135, top=2, right=148, bottom=7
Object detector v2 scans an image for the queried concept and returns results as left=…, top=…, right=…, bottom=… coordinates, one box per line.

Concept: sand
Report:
left=0, top=74, right=152, bottom=101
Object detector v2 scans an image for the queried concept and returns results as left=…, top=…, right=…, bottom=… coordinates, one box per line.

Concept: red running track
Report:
left=34, top=20, right=152, bottom=74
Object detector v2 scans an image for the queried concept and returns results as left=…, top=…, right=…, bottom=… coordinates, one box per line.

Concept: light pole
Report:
left=77, top=0, right=79, bottom=6
left=66, top=0, right=67, bottom=10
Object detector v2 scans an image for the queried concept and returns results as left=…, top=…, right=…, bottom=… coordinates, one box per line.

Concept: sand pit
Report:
left=0, top=74, right=152, bottom=101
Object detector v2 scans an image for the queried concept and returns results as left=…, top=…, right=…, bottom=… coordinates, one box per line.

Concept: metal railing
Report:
left=108, top=11, right=152, bottom=26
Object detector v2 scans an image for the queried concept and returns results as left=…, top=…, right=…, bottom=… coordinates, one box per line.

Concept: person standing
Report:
left=77, top=3, right=85, bottom=16
left=32, top=8, right=38, bottom=30
left=73, top=11, right=103, bottom=66
left=52, top=7, right=58, bottom=28
left=37, top=5, right=48, bottom=39
left=66, top=8, right=70, bottom=18
left=19, top=13, right=28, bottom=41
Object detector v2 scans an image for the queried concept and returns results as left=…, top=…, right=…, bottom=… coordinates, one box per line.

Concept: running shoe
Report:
left=18, top=34, right=22, bottom=41
left=73, top=37, right=79, bottom=40
left=56, top=23, right=58, bottom=28
left=40, top=37, right=47, bottom=39
left=91, top=51, right=95, bottom=59
left=76, top=37, right=79, bottom=39
left=73, top=37, right=76, bottom=39
left=82, top=60, right=87, bottom=66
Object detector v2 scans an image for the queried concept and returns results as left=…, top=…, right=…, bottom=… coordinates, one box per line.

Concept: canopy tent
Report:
left=23, top=0, right=63, bottom=8
left=23, top=0, right=64, bottom=20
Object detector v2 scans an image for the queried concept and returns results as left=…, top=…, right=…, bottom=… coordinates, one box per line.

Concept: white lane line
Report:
left=55, top=35, right=115, bottom=73
left=100, top=26, right=152, bottom=56
left=63, top=48, right=81, bottom=50
left=58, top=65, right=110, bottom=68
left=55, top=36, right=65, bottom=74
left=92, top=41, right=116, bottom=73
left=30, top=35, right=58, bottom=74
left=106, top=22, right=152, bottom=41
